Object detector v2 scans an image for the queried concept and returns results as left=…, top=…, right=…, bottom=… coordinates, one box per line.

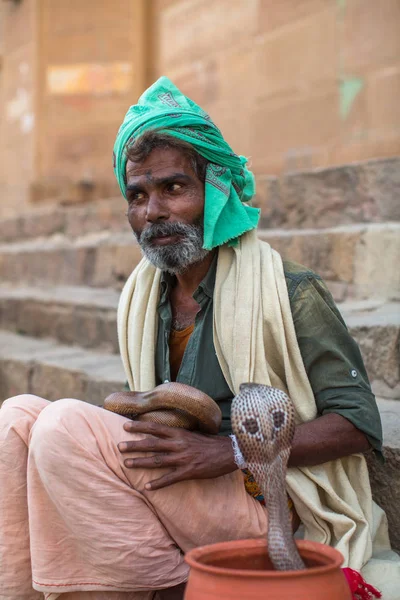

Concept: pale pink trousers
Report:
left=0, top=395, right=268, bottom=600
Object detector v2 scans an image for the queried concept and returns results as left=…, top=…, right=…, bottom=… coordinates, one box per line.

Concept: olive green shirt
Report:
left=152, top=256, right=383, bottom=459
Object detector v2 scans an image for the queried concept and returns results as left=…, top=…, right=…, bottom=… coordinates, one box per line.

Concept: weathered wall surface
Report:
left=0, top=0, right=146, bottom=218
left=0, top=0, right=399, bottom=218
left=0, top=0, right=37, bottom=219
left=151, top=0, right=400, bottom=175
left=33, top=0, right=146, bottom=206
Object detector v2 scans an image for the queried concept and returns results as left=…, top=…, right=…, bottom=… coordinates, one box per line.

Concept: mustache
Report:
left=138, top=221, right=203, bottom=244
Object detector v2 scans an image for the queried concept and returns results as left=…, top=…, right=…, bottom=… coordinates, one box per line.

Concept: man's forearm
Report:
left=288, top=412, right=371, bottom=468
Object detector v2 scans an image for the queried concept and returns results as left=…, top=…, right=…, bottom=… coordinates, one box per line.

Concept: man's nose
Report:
left=145, top=192, right=170, bottom=223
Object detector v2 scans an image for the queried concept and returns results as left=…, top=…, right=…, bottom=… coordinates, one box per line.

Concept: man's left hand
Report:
left=118, top=420, right=237, bottom=490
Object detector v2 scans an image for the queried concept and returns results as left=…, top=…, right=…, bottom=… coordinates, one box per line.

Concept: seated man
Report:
left=0, top=77, right=398, bottom=600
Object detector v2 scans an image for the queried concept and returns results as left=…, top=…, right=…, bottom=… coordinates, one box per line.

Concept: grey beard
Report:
left=135, top=221, right=209, bottom=274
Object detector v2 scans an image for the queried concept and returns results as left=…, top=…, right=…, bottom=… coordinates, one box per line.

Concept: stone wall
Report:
left=151, top=0, right=400, bottom=175
left=33, top=0, right=147, bottom=205
left=0, top=0, right=147, bottom=218
left=0, top=0, right=37, bottom=219
left=0, top=0, right=399, bottom=218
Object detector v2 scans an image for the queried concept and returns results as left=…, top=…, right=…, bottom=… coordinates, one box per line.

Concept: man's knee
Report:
left=29, top=398, right=93, bottom=464
left=1, top=393, right=43, bottom=411
left=31, top=397, right=83, bottom=435
left=0, top=394, right=47, bottom=426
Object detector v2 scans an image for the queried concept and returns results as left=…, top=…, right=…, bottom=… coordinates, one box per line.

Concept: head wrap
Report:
left=113, top=76, right=260, bottom=250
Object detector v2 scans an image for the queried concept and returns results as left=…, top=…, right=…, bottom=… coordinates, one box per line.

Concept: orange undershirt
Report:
left=169, top=324, right=195, bottom=381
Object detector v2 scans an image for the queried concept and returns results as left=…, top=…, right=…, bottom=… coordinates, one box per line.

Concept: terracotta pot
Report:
left=184, top=538, right=351, bottom=600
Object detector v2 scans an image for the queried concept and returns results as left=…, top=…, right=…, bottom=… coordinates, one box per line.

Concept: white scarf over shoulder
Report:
left=118, top=230, right=400, bottom=597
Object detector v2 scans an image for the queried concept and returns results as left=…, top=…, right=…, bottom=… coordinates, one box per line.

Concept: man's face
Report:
left=125, top=147, right=209, bottom=273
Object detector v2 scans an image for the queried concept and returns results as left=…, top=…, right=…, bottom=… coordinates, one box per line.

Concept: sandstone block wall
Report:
left=34, top=0, right=147, bottom=204
left=0, top=0, right=37, bottom=218
left=0, top=0, right=147, bottom=218
left=0, top=1, right=399, bottom=218
left=151, top=0, right=400, bottom=174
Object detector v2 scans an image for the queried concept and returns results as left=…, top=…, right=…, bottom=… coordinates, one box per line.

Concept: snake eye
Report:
left=272, top=410, right=285, bottom=430
left=243, top=418, right=259, bottom=435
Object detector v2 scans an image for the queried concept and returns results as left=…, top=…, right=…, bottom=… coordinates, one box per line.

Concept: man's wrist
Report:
left=213, top=435, right=239, bottom=473
left=229, top=434, right=247, bottom=469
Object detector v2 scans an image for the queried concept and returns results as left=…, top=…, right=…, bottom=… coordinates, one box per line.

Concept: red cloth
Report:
left=343, top=568, right=382, bottom=600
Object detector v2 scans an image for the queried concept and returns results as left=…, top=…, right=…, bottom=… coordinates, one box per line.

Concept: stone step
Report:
left=0, top=158, right=398, bottom=243
left=0, top=330, right=125, bottom=405
left=368, top=398, right=400, bottom=552
left=0, top=230, right=141, bottom=291
left=0, top=284, right=120, bottom=353
left=0, top=284, right=398, bottom=400
left=255, top=157, right=400, bottom=230
left=0, top=223, right=399, bottom=301
left=259, top=223, right=400, bottom=302
left=0, top=197, right=130, bottom=244
left=339, top=301, right=400, bottom=400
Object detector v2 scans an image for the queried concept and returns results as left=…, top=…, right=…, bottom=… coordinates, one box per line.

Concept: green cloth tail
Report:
left=113, top=76, right=260, bottom=250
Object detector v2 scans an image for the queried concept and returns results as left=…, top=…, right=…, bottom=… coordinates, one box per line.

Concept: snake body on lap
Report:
left=104, top=381, right=305, bottom=571
left=104, top=382, right=222, bottom=434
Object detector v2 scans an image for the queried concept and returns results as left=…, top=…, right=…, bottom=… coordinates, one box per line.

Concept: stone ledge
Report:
left=0, top=288, right=399, bottom=399
left=339, top=302, right=400, bottom=401
left=368, top=399, right=400, bottom=552
left=0, top=284, right=120, bottom=353
left=0, top=197, right=129, bottom=243
left=261, top=223, right=400, bottom=301
left=0, top=231, right=140, bottom=290
left=255, top=157, right=400, bottom=229
left=0, top=158, right=399, bottom=242
left=0, top=330, right=125, bottom=405
left=0, top=224, right=399, bottom=301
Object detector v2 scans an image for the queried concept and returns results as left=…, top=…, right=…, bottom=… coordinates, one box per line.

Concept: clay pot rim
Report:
left=185, top=538, right=344, bottom=579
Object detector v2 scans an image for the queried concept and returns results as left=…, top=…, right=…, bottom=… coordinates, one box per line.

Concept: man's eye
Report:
left=168, top=183, right=182, bottom=193
left=128, top=192, right=145, bottom=203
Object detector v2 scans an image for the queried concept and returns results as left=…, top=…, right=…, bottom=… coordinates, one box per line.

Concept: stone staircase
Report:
left=0, top=157, right=399, bottom=549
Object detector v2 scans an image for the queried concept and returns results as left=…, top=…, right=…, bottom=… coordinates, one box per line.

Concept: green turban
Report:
left=113, top=76, right=260, bottom=250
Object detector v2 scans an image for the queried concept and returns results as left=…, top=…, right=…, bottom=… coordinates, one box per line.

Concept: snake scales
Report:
left=104, top=381, right=305, bottom=571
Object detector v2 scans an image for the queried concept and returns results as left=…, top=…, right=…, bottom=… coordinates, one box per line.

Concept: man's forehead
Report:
left=126, top=147, right=195, bottom=182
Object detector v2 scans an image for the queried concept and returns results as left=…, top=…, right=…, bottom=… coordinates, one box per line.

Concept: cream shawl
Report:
left=118, top=230, right=400, bottom=596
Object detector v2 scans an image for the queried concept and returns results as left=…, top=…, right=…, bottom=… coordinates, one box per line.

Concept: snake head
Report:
left=231, top=384, right=295, bottom=466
